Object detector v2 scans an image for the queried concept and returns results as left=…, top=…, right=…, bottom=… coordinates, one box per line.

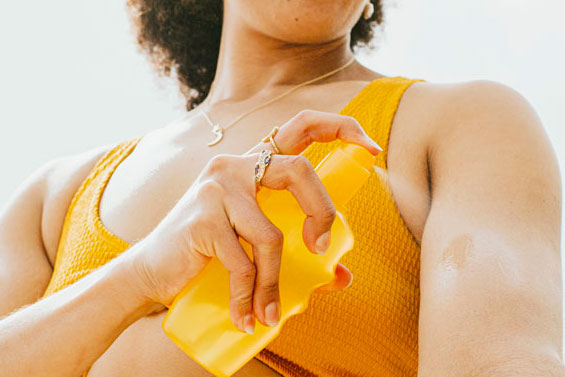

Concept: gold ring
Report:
left=254, top=149, right=273, bottom=190
left=261, top=126, right=281, bottom=154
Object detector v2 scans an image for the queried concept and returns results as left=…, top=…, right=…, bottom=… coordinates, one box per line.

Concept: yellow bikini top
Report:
left=43, top=76, right=424, bottom=377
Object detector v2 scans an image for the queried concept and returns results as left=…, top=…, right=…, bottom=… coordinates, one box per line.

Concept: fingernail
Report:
left=265, top=301, right=280, bottom=327
left=373, top=141, right=383, bottom=152
left=244, top=314, right=255, bottom=334
left=315, top=231, right=331, bottom=255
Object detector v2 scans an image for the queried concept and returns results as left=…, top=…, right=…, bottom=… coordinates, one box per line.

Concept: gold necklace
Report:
left=201, top=56, right=356, bottom=147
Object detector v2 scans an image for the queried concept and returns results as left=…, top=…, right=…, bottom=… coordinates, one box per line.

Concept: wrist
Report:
left=112, top=241, right=164, bottom=315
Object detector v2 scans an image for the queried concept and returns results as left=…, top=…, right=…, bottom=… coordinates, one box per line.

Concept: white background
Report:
left=1, top=0, right=564, bottom=361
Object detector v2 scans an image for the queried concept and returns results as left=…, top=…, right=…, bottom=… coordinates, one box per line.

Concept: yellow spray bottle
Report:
left=162, top=142, right=376, bottom=376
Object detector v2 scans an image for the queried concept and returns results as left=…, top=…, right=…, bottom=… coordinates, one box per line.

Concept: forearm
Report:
left=0, top=241, right=159, bottom=377
left=418, top=350, right=564, bottom=377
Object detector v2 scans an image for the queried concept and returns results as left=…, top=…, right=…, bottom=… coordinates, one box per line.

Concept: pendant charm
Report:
left=207, top=124, right=224, bottom=147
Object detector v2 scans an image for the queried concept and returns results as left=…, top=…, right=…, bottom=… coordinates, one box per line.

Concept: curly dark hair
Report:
left=126, top=1, right=384, bottom=110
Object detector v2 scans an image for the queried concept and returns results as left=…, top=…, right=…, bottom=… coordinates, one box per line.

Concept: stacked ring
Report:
left=261, top=126, right=281, bottom=154
left=254, top=149, right=273, bottom=190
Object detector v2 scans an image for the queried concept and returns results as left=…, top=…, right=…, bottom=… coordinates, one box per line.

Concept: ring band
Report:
left=261, top=126, right=281, bottom=154
left=254, top=149, right=273, bottom=190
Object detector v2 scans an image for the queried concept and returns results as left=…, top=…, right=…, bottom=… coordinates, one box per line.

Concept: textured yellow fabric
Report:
left=42, top=76, right=424, bottom=377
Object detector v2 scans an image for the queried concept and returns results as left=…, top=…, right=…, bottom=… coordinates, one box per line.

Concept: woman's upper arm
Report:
left=0, top=158, right=55, bottom=316
left=418, top=80, right=563, bottom=376
left=0, top=142, right=115, bottom=317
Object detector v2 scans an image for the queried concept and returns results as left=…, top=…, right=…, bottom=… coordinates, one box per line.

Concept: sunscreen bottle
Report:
left=163, top=142, right=376, bottom=376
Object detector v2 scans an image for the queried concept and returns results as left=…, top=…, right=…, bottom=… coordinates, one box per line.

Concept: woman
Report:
left=0, top=0, right=562, bottom=376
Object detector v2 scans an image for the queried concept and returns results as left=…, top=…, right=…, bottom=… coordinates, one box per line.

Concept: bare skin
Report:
left=0, top=0, right=563, bottom=376
left=0, top=106, right=381, bottom=377
left=86, top=78, right=430, bottom=377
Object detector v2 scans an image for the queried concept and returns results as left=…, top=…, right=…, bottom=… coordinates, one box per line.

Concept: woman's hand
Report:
left=130, top=110, right=382, bottom=333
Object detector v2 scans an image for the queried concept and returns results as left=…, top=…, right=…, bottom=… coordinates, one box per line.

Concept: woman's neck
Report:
left=204, top=9, right=359, bottom=107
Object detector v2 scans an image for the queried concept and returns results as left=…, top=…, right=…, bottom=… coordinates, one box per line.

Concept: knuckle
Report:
left=343, top=115, right=363, bottom=132
left=230, top=264, right=257, bottom=307
left=190, top=213, right=219, bottom=234
left=197, top=179, right=225, bottom=199
left=292, top=110, right=315, bottom=140
left=206, top=153, right=232, bottom=174
left=236, top=263, right=257, bottom=282
left=343, top=114, right=360, bottom=125
left=289, top=155, right=313, bottom=176
left=299, top=124, right=315, bottom=146
left=321, top=201, right=337, bottom=223
left=294, top=109, right=315, bottom=123
left=260, top=227, right=284, bottom=250
left=259, top=279, right=280, bottom=298
left=230, top=292, right=253, bottom=312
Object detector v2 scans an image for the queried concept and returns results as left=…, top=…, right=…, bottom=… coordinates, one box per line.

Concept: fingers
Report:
left=225, top=196, right=283, bottom=327
left=201, top=151, right=352, bottom=334
left=280, top=110, right=382, bottom=155
left=246, top=109, right=382, bottom=156
left=257, top=154, right=336, bottom=254
left=211, top=214, right=258, bottom=334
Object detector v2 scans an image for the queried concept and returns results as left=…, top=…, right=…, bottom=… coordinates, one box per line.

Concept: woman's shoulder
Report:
left=39, top=138, right=132, bottom=264
left=401, top=78, right=555, bottom=215
left=410, top=77, right=529, bottom=106
left=404, top=78, right=535, bottom=124
left=395, top=78, right=542, bottom=152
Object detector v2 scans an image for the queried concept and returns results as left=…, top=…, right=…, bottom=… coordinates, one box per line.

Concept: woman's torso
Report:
left=41, top=74, right=437, bottom=376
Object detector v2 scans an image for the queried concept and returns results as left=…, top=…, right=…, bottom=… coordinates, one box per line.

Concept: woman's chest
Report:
left=99, top=83, right=429, bottom=247
left=98, top=92, right=432, bottom=250
left=66, top=79, right=433, bottom=376
left=103, top=141, right=427, bottom=252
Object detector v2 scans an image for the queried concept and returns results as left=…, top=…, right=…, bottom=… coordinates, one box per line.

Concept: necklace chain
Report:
left=201, top=56, right=356, bottom=146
